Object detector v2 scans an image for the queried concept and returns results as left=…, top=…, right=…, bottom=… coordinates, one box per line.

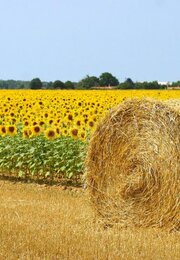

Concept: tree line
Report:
left=0, top=73, right=178, bottom=90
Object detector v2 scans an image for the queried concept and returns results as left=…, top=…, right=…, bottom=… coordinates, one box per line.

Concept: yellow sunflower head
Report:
left=31, top=125, right=42, bottom=136
left=6, top=125, right=17, bottom=136
left=45, top=128, right=57, bottom=140
left=70, top=128, right=78, bottom=140
left=0, top=125, right=6, bottom=137
left=22, top=127, right=32, bottom=139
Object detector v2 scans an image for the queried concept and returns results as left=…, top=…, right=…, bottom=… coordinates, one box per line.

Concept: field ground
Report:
left=0, top=180, right=179, bottom=260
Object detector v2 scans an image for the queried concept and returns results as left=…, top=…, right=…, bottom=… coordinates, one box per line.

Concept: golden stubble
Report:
left=0, top=180, right=179, bottom=260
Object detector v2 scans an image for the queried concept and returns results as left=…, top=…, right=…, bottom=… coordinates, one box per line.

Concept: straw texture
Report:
left=86, top=99, right=180, bottom=229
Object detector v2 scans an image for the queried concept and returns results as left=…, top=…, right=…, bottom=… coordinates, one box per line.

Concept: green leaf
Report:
left=67, top=172, right=74, bottom=178
left=60, top=166, right=66, bottom=172
left=18, top=170, right=25, bottom=177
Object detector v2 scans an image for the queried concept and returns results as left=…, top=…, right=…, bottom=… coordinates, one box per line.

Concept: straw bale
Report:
left=165, top=99, right=180, bottom=112
left=86, top=99, right=180, bottom=229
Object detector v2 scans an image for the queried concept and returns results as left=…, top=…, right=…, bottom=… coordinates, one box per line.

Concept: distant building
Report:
left=167, top=86, right=180, bottom=90
left=158, top=81, right=172, bottom=86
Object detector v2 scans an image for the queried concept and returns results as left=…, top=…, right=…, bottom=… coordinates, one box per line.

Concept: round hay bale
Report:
left=165, top=99, right=180, bottom=113
left=86, top=99, right=180, bottom=229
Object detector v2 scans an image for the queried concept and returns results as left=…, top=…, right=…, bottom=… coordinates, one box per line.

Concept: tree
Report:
left=64, top=81, right=75, bottom=89
left=136, top=81, right=161, bottom=89
left=99, top=72, right=119, bottom=86
left=46, top=81, right=53, bottom=89
left=118, top=80, right=164, bottom=90
left=30, top=78, right=42, bottom=89
left=52, top=80, right=65, bottom=89
left=171, top=81, right=180, bottom=87
left=118, top=78, right=135, bottom=89
left=77, top=75, right=99, bottom=89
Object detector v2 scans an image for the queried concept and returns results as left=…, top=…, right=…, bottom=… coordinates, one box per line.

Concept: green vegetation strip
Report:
left=0, top=136, right=86, bottom=184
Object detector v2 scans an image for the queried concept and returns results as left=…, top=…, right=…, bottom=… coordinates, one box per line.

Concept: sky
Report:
left=0, top=0, right=180, bottom=83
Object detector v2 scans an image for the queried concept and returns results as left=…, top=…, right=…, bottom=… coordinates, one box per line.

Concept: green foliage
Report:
left=52, top=80, right=65, bottom=89
left=30, top=78, right=43, bottom=90
left=136, top=81, right=165, bottom=89
left=99, top=72, right=119, bottom=86
left=0, top=135, right=86, bottom=183
left=77, top=75, right=99, bottom=89
left=171, top=81, right=180, bottom=87
left=118, top=78, right=135, bottom=89
left=117, top=80, right=166, bottom=89
left=0, top=80, right=29, bottom=89
left=64, top=81, right=75, bottom=89
left=0, top=75, right=169, bottom=90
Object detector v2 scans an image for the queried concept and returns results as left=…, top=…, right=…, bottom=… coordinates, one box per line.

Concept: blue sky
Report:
left=0, top=0, right=179, bottom=82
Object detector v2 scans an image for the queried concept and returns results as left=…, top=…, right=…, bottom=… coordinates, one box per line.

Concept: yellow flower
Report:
left=6, top=125, right=17, bottom=136
left=22, top=127, right=32, bottom=139
left=79, top=130, right=86, bottom=141
left=45, top=128, right=57, bottom=140
left=31, top=125, right=42, bottom=136
left=62, top=128, right=68, bottom=137
left=0, top=125, right=7, bottom=137
left=55, top=127, right=61, bottom=137
left=70, top=128, right=78, bottom=140
left=88, top=120, right=95, bottom=128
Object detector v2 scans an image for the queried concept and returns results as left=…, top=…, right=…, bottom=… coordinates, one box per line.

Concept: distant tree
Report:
left=30, top=78, right=42, bottom=89
left=46, top=81, right=53, bottom=89
left=122, top=81, right=164, bottom=90
left=171, top=81, right=180, bottom=86
left=99, top=72, right=119, bottom=86
left=7, top=80, right=17, bottom=89
left=139, top=81, right=160, bottom=89
left=52, top=80, right=65, bottom=89
left=64, top=81, right=75, bottom=89
left=18, top=84, right=25, bottom=89
left=118, top=78, right=135, bottom=89
left=77, top=75, right=99, bottom=89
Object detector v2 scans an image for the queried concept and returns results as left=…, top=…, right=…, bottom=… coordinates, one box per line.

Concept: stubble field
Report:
left=0, top=180, right=180, bottom=260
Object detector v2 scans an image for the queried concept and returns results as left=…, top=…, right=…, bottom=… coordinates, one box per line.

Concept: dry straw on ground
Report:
left=86, top=99, right=180, bottom=230
left=1, top=181, right=180, bottom=259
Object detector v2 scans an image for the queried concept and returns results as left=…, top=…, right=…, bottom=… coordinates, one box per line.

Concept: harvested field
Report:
left=0, top=180, right=179, bottom=260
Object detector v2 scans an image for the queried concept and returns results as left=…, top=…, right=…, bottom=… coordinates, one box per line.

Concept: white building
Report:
left=158, top=81, right=172, bottom=86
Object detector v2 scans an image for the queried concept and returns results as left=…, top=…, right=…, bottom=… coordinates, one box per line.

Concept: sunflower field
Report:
left=0, top=89, right=179, bottom=184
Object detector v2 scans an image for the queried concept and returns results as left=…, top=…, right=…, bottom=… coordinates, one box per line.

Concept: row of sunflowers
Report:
left=0, top=89, right=179, bottom=141
left=0, top=89, right=179, bottom=183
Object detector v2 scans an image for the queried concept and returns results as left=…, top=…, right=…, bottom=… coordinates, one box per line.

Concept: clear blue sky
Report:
left=0, top=0, right=179, bottom=82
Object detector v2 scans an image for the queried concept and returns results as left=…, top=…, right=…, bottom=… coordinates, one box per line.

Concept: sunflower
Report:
left=79, top=131, right=86, bottom=141
left=45, top=128, right=57, bottom=140
left=62, top=128, right=68, bottom=136
left=70, top=128, right=78, bottom=139
left=0, top=125, right=7, bottom=137
left=39, top=121, right=45, bottom=126
left=11, top=118, right=16, bottom=124
left=24, top=121, right=29, bottom=126
left=49, top=119, right=54, bottom=125
left=55, top=127, right=61, bottom=136
left=10, top=112, right=15, bottom=117
left=88, top=120, right=95, bottom=128
left=44, top=112, right=49, bottom=118
left=56, top=118, right=61, bottom=124
left=22, top=127, right=32, bottom=138
left=67, top=113, right=73, bottom=121
left=6, top=125, right=17, bottom=136
left=31, top=125, right=42, bottom=136
left=75, top=118, right=82, bottom=127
